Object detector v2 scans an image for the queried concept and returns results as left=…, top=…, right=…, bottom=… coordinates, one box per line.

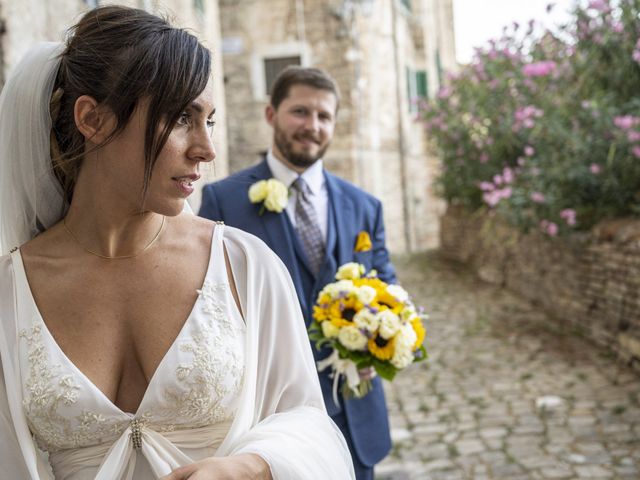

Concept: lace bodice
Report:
left=13, top=225, right=245, bottom=477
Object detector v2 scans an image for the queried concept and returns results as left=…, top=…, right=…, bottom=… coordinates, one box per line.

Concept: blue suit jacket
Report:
left=199, top=159, right=394, bottom=466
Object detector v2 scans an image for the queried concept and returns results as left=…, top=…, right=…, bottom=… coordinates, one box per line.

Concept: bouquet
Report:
left=309, top=262, right=427, bottom=402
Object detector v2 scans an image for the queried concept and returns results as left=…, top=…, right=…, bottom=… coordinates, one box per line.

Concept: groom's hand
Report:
left=161, top=453, right=272, bottom=480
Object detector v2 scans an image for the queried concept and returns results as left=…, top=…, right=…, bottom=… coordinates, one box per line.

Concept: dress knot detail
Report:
left=130, top=418, right=145, bottom=450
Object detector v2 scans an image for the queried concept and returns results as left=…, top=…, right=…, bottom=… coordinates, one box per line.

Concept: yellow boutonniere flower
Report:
left=354, top=231, right=372, bottom=252
left=248, top=179, right=288, bottom=215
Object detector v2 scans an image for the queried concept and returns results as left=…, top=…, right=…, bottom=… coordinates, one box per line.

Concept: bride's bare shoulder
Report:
left=19, top=222, right=69, bottom=261
left=169, top=212, right=221, bottom=248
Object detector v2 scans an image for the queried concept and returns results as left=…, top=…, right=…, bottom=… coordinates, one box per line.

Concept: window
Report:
left=406, top=67, right=428, bottom=113
left=264, top=56, right=302, bottom=95
left=400, top=0, right=412, bottom=11
left=193, top=0, right=204, bottom=14
left=84, top=0, right=99, bottom=7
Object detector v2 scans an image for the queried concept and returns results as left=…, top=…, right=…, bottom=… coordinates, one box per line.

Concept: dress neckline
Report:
left=12, top=224, right=224, bottom=417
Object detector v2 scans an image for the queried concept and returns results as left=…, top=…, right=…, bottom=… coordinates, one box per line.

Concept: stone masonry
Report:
left=439, top=206, right=640, bottom=376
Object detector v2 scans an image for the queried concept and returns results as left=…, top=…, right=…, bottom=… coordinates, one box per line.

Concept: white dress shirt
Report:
left=266, top=150, right=329, bottom=243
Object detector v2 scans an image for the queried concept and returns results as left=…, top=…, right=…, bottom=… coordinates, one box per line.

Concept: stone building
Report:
left=219, top=0, right=457, bottom=251
left=0, top=0, right=229, bottom=209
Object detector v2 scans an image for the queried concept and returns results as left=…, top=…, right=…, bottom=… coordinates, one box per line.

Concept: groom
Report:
left=199, top=67, right=395, bottom=479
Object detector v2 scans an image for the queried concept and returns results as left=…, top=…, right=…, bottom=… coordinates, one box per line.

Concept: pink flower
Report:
left=612, top=22, right=623, bottom=33
left=479, top=182, right=494, bottom=191
left=530, top=192, right=546, bottom=203
left=628, top=131, right=640, bottom=142
left=540, top=220, right=558, bottom=236
left=633, top=50, right=640, bottom=65
left=587, top=0, right=609, bottom=12
left=493, top=174, right=503, bottom=185
left=590, top=163, right=601, bottom=174
left=632, top=146, right=640, bottom=158
left=522, top=61, right=557, bottom=77
left=560, top=209, right=577, bottom=226
left=514, top=105, right=544, bottom=131
left=502, top=167, right=515, bottom=184
left=613, top=116, right=639, bottom=130
left=437, top=86, right=452, bottom=99
left=524, top=145, right=535, bottom=157
left=479, top=153, right=489, bottom=163
left=482, top=187, right=512, bottom=207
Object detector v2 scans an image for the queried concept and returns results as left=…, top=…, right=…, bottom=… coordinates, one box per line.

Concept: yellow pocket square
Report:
left=354, top=231, right=372, bottom=252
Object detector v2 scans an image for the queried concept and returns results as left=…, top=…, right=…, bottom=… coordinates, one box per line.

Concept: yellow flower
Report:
left=368, top=333, right=395, bottom=360
left=411, top=317, right=426, bottom=350
left=327, top=295, right=363, bottom=323
left=248, top=179, right=288, bottom=213
left=313, top=305, right=331, bottom=322
left=354, top=231, right=372, bottom=252
left=330, top=317, right=353, bottom=328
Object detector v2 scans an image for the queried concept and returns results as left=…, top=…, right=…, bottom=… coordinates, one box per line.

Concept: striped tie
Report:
left=291, top=176, right=326, bottom=275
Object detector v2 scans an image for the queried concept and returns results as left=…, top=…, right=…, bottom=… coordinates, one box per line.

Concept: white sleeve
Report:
left=0, top=360, right=35, bottom=478
left=215, top=228, right=355, bottom=479
left=0, top=254, right=54, bottom=479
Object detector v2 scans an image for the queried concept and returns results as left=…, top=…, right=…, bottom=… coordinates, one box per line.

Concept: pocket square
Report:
left=354, top=231, right=372, bottom=252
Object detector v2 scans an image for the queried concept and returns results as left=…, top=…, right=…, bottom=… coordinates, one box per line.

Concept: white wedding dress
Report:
left=0, top=226, right=355, bottom=479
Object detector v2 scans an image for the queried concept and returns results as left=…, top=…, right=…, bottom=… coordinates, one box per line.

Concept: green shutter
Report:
left=416, top=70, right=427, bottom=98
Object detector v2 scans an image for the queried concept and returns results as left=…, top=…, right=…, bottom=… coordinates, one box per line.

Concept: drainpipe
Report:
left=390, top=0, right=413, bottom=253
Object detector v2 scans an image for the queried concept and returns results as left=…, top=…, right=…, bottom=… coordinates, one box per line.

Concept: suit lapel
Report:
left=325, top=172, right=355, bottom=268
left=248, top=160, right=309, bottom=312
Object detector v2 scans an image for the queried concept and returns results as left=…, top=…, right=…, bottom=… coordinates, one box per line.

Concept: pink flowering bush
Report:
left=421, top=0, right=640, bottom=236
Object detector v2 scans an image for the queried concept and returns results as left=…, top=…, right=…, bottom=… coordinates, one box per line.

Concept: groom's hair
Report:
left=51, top=5, right=211, bottom=204
left=269, top=67, right=340, bottom=113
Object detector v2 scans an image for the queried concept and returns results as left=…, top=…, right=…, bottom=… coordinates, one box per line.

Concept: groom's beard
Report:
left=273, top=125, right=331, bottom=169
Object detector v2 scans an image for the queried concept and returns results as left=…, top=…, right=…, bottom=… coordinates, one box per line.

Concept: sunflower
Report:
left=368, top=333, right=395, bottom=360
left=411, top=317, right=426, bottom=350
left=327, top=294, right=363, bottom=322
left=312, top=305, right=331, bottom=322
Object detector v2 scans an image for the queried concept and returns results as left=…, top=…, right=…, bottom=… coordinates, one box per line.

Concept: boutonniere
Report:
left=354, top=231, right=372, bottom=252
left=248, top=179, right=289, bottom=215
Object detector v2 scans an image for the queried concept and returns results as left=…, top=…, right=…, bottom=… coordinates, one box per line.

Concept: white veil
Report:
left=0, top=42, right=66, bottom=256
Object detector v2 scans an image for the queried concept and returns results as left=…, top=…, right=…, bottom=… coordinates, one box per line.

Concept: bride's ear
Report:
left=73, top=95, right=114, bottom=144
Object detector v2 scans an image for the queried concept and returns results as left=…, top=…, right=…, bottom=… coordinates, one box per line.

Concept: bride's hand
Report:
left=161, top=454, right=272, bottom=480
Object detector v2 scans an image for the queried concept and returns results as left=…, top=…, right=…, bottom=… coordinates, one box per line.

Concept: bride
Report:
left=0, top=5, right=354, bottom=479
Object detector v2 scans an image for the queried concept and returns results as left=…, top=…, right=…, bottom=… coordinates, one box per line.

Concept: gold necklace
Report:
left=62, top=215, right=165, bottom=260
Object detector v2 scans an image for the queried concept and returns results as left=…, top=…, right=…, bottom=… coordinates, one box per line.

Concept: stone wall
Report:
left=440, top=205, right=640, bottom=370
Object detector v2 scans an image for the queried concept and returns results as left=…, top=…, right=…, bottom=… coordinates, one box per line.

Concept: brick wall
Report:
left=440, top=205, right=640, bottom=370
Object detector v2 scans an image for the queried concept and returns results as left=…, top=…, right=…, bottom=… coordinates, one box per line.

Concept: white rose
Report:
left=396, top=323, right=418, bottom=348
left=248, top=180, right=268, bottom=202
left=263, top=179, right=288, bottom=212
left=353, top=309, right=379, bottom=333
left=387, top=284, right=409, bottom=303
left=335, top=262, right=365, bottom=280
left=356, top=285, right=377, bottom=305
left=321, top=321, right=340, bottom=338
left=330, top=280, right=356, bottom=297
left=338, top=325, right=368, bottom=351
left=390, top=342, right=414, bottom=369
left=400, top=305, right=417, bottom=322
left=377, top=310, right=401, bottom=339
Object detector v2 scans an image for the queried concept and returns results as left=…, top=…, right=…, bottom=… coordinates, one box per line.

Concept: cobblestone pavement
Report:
left=376, top=252, right=640, bottom=480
